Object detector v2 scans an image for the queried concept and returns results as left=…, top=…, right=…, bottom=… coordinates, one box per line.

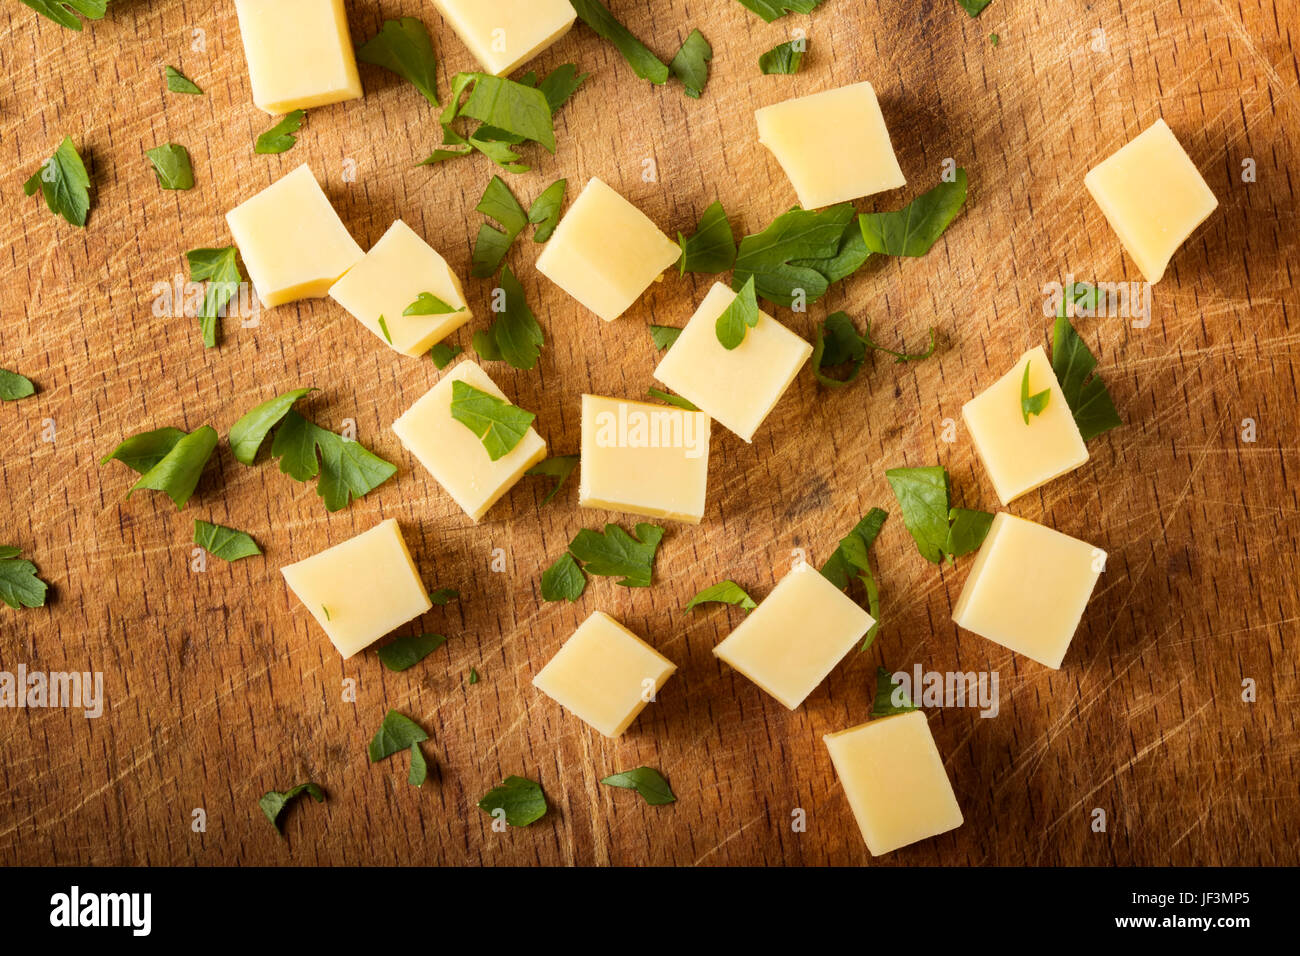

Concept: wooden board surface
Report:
left=1, top=0, right=1297, bottom=866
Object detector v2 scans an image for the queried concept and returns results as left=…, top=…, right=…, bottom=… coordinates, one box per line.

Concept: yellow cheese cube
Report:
left=952, top=512, right=1104, bottom=669
left=824, top=712, right=964, bottom=856
left=391, top=360, right=547, bottom=522
left=535, top=178, right=681, bottom=322
left=226, top=164, right=364, bottom=308
left=532, top=611, right=676, bottom=738
left=755, top=81, right=906, bottom=210
left=280, top=518, right=432, bottom=659
left=1084, top=118, right=1218, bottom=284
left=653, top=283, right=813, bottom=442
left=233, top=0, right=363, bottom=115
left=579, top=395, right=710, bottom=524
left=713, top=564, right=874, bottom=710
left=431, top=0, right=577, bottom=77
left=328, top=220, right=472, bottom=357
left=962, top=346, right=1088, bottom=505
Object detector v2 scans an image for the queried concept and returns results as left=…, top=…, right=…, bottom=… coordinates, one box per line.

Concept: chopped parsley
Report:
left=859, top=170, right=968, bottom=257
left=408, top=743, right=428, bottom=786
left=468, top=667, right=480, bottom=685
left=733, top=203, right=868, bottom=308
left=472, top=265, right=544, bottom=370
left=471, top=176, right=528, bottom=277
left=958, top=0, right=994, bottom=16
left=647, top=388, right=699, bottom=411
left=20, top=0, right=105, bottom=31
left=185, top=246, right=244, bottom=348
left=145, top=143, right=194, bottom=190
left=164, top=65, right=203, bottom=95
left=870, top=667, right=918, bottom=718
left=228, top=387, right=316, bottom=465
left=715, top=276, right=760, bottom=349
left=356, top=18, right=440, bottom=107
left=429, top=588, right=459, bottom=605
left=1020, top=361, right=1051, bottom=424
left=368, top=710, right=428, bottom=762
left=668, top=29, right=713, bottom=98
left=193, top=521, right=261, bottom=562
left=269, top=410, right=397, bottom=512
left=23, top=136, right=91, bottom=227
left=736, top=0, right=827, bottom=21
left=811, top=312, right=937, bottom=387
left=678, top=201, right=736, bottom=275
left=884, top=466, right=993, bottom=564
left=820, top=508, right=888, bottom=649
left=0, top=546, right=49, bottom=609
left=541, top=552, right=586, bottom=602
left=377, top=633, right=448, bottom=672
left=101, top=425, right=218, bottom=509
left=543, top=523, right=666, bottom=600
left=449, top=381, right=536, bottom=461
left=1052, top=284, right=1123, bottom=440
left=258, top=782, right=324, bottom=834
left=601, top=767, right=676, bottom=805
left=405, top=292, right=462, bottom=316
left=528, top=178, right=567, bottom=242
left=0, top=370, right=36, bottom=401
left=254, top=110, right=305, bottom=154
left=570, top=0, right=669, bottom=84
left=526, top=455, right=580, bottom=505
left=477, top=776, right=548, bottom=827
left=684, top=580, right=756, bottom=612
left=430, top=342, right=463, bottom=369
left=650, top=325, right=683, bottom=350
left=759, top=40, right=805, bottom=74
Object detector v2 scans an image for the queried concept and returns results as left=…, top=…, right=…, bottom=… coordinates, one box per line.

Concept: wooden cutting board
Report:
left=1, top=0, right=1297, bottom=866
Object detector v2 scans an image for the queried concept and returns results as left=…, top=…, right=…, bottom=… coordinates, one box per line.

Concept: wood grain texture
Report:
left=1, top=0, right=1297, bottom=866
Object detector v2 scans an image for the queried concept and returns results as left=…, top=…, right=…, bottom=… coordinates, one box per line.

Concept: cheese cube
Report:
left=962, top=346, right=1088, bottom=505
left=431, top=0, right=577, bottom=77
left=755, top=81, right=906, bottom=210
left=534, top=178, right=681, bottom=322
left=653, top=283, right=813, bottom=442
left=579, top=395, right=710, bottom=524
left=280, top=518, right=431, bottom=659
left=226, top=164, right=364, bottom=308
left=713, top=564, right=874, bottom=710
left=391, top=360, right=547, bottom=522
left=532, top=611, right=676, bottom=738
left=1084, top=118, right=1218, bottom=284
left=328, top=220, right=472, bottom=357
left=824, top=712, right=964, bottom=856
left=952, top=512, right=1104, bottom=669
left=233, top=0, right=363, bottom=115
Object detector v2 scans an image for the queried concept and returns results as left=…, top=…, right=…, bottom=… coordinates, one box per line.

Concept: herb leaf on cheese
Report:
left=885, top=466, right=992, bottom=564
left=678, top=201, right=736, bottom=275
left=0, top=370, right=36, bottom=401
left=477, top=776, right=548, bottom=827
left=20, top=0, right=105, bottom=30
left=449, top=381, right=536, bottom=461
left=368, top=710, right=429, bottom=763
left=669, top=29, right=713, bottom=98
left=601, top=767, right=676, bottom=805
left=23, top=136, right=91, bottom=227
left=254, top=110, right=305, bottom=155
left=145, top=143, right=194, bottom=190
left=0, top=547, right=49, bottom=610
left=945, top=508, right=993, bottom=559
left=1052, top=285, right=1122, bottom=441
left=528, top=178, right=567, bottom=242
left=229, top=387, right=315, bottom=465
left=958, top=0, right=994, bottom=16
left=736, top=0, right=827, bottom=21
left=821, top=509, right=888, bottom=649
left=378, top=633, right=449, bottom=672
left=759, top=40, right=805, bottom=74
left=685, top=580, right=756, bottom=612
left=859, top=170, right=968, bottom=257
left=647, top=388, right=699, bottom=411
left=472, top=266, right=544, bottom=370
left=570, top=0, right=670, bottom=85
left=408, top=744, right=429, bottom=786
left=270, top=410, right=398, bottom=512
left=193, top=521, right=261, bottom=562
left=165, top=65, right=203, bottom=95
left=541, top=552, right=587, bottom=602
left=650, top=326, right=683, bottom=350
left=871, top=667, right=918, bottom=718
left=186, top=246, right=244, bottom=349
left=356, top=18, right=440, bottom=107
left=472, top=176, right=529, bottom=277
left=101, top=425, right=218, bottom=509
left=527, top=454, right=580, bottom=505
left=733, top=203, right=867, bottom=308
left=430, top=342, right=462, bottom=369
left=259, top=782, right=324, bottom=834
left=568, top=523, right=665, bottom=588
left=715, top=276, right=760, bottom=349
left=1020, top=361, right=1050, bottom=424
left=405, top=293, right=461, bottom=316
left=812, top=312, right=937, bottom=387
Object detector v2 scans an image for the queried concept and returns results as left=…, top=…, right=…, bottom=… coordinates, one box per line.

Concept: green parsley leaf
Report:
left=647, top=388, right=699, bottom=411
left=958, top=0, right=994, bottom=16
left=193, top=521, right=261, bottom=562
left=444, top=73, right=556, bottom=152
left=650, top=326, right=683, bottom=350
left=472, top=265, right=544, bottom=370
left=1020, top=360, right=1051, bottom=424
left=990, top=33, right=1000, bottom=46
left=733, top=203, right=866, bottom=308
left=270, top=410, right=398, bottom=512
left=859, top=169, right=968, bottom=256
left=528, top=178, right=567, bottom=242
left=23, top=136, right=91, bottom=227
left=378, top=632, right=447, bottom=671
left=735, top=0, right=827, bottom=21
left=715, top=276, right=760, bottom=349
left=541, top=552, right=586, bottom=602
left=449, top=381, right=536, bottom=461
left=0, top=547, right=49, bottom=609
left=377, top=316, right=393, bottom=344
left=945, top=508, right=993, bottom=559
left=678, top=201, right=736, bottom=275
left=811, top=312, right=936, bottom=387
left=368, top=710, right=429, bottom=763
left=408, top=743, right=428, bottom=786
left=471, top=176, right=529, bottom=278
left=165, top=65, right=203, bottom=95
left=356, top=18, right=440, bottom=107
left=229, top=387, right=315, bottom=465
left=685, top=580, right=756, bottom=612
left=469, top=667, right=480, bottom=684
left=885, top=467, right=993, bottom=564
left=821, top=508, right=888, bottom=649
left=255, top=110, right=305, bottom=154
left=537, top=64, right=591, bottom=112
left=185, top=246, right=244, bottom=349
left=527, top=455, right=580, bottom=505
left=568, top=523, right=664, bottom=588
left=429, top=588, right=459, bottom=605
left=0, top=370, right=36, bottom=401
left=870, top=666, right=918, bottom=718
left=20, top=0, right=104, bottom=31
left=477, top=775, right=548, bottom=827
left=101, top=425, right=218, bottom=509
left=145, top=143, right=194, bottom=190
left=259, top=782, right=324, bottom=834
left=430, top=342, right=462, bottom=369
left=669, top=29, right=712, bottom=98
left=601, top=767, right=676, bottom=805
left=405, top=292, right=462, bottom=316
left=1052, top=288, right=1122, bottom=440
left=759, top=40, right=805, bottom=74
left=570, top=0, right=670, bottom=84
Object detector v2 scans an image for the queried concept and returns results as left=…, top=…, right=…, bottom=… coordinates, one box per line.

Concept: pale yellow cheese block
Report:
left=280, top=518, right=432, bottom=659
left=534, top=178, right=681, bottom=322
left=1084, top=118, right=1218, bottom=284
left=824, top=712, right=964, bottom=856
left=532, top=611, right=676, bottom=738
left=713, top=564, right=874, bottom=710
left=755, top=81, right=906, bottom=209
left=963, top=346, right=1088, bottom=505
left=579, top=395, right=710, bottom=524
left=226, top=164, right=364, bottom=308
left=391, top=360, right=547, bottom=522
left=328, top=220, right=472, bottom=357
left=233, top=0, right=363, bottom=115
left=952, top=512, right=1104, bottom=669
left=431, top=0, right=577, bottom=77
left=654, top=283, right=813, bottom=442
